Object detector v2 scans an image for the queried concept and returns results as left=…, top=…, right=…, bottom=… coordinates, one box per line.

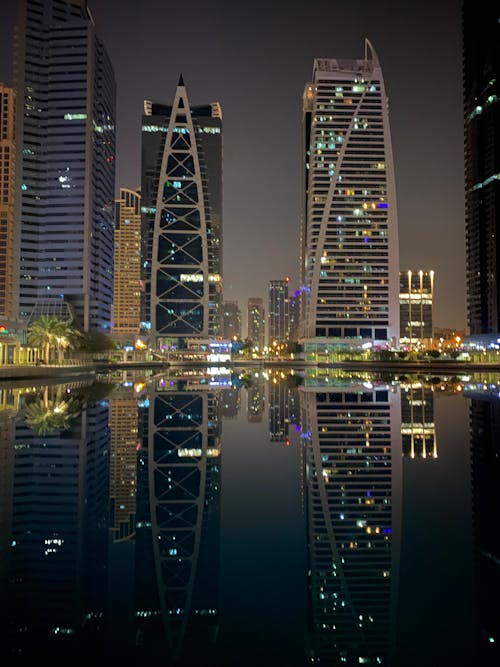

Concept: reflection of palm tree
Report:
left=27, top=315, right=82, bottom=364
left=25, top=396, right=81, bottom=435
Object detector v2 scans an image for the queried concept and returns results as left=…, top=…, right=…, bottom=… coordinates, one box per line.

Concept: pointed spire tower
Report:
left=145, top=76, right=223, bottom=349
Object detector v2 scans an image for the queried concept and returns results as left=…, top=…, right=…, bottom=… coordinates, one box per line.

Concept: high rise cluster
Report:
left=0, top=0, right=497, bottom=359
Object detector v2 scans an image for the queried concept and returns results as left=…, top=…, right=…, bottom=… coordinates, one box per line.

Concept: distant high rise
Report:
left=112, top=188, right=141, bottom=336
left=301, top=40, right=399, bottom=351
left=14, top=0, right=116, bottom=331
left=222, top=300, right=241, bottom=340
left=0, top=84, right=15, bottom=321
left=141, top=77, right=223, bottom=350
left=399, top=270, right=434, bottom=348
left=463, top=1, right=500, bottom=335
left=247, top=297, right=265, bottom=349
left=268, top=278, right=289, bottom=345
left=287, top=289, right=300, bottom=342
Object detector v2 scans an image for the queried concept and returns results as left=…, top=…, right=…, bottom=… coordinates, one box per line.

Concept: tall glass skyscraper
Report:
left=141, top=77, right=223, bottom=351
left=463, top=0, right=500, bottom=335
left=301, top=40, right=399, bottom=352
left=13, top=0, right=116, bottom=332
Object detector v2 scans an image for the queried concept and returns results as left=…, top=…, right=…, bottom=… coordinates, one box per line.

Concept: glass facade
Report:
left=463, top=0, right=500, bottom=335
left=14, top=0, right=116, bottom=332
left=301, top=40, right=399, bottom=348
left=141, top=80, right=222, bottom=350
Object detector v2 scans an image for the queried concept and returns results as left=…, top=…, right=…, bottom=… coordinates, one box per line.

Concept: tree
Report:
left=27, top=315, right=79, bottom=364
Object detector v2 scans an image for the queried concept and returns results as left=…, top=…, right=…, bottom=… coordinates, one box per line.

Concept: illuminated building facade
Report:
left=399, top=270, right=434, bottom=349
left=247, top=297, right=265, bottom=349
left=301, top=40, right=399, bottom=351
left=463, top=1, right=500, bottom=335
left=300, top=379, right=401, bottom=663
left=287, top=290, right=301, bottom=342
left=141, top=77, right=223, bottom=350
left=268, top=278, right=289, bottom=345
left=0, top=84, right=15, bottom=321
left=222, top=300, right=241, bottom=340
left=112, top=188, right=141, bottom=337
left=14, top=0, right=116, bottom=331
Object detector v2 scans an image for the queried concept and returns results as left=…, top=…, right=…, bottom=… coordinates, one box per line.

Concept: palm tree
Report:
left=27, top=315, right=80, bottom=364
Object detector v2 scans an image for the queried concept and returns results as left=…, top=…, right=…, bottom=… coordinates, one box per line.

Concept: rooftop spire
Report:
left=178, top=73, right=184, bottom=87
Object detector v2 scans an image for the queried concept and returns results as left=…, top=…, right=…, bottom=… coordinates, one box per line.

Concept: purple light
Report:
left=378, top=202, right=388, bottom=209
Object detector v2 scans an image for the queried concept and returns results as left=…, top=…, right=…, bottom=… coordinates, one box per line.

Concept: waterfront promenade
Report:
left=1, top=356, right=500, bottom=383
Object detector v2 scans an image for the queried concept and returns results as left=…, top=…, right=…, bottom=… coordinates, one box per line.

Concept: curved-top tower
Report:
left=301, top=40, right=399, bottom=353
left=141, top=77, right=223, bottom=351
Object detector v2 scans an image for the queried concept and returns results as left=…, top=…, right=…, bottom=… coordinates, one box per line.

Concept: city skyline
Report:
left=0, top=0, right=465, bottom=330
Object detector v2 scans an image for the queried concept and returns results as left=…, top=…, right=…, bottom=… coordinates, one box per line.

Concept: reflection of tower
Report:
left=135, top=380, right=221, bottom=662
left=269, top=376, right=287, bottom=442
left=468, top=395, right=500, bottom=662
left=109, top=387, right=139, bottom=541
left=5, top=396, right=110, bottom=655
left=268, top=374, right=300, bottom=442
left=0, top=397, right=16, bottom=626
left=220, top=387, right=240, bottom=419
left=300, top=380, right=401, bottom=663
left=400, top=382, right=437, bottom=459
left=247, top=375, right=265, bottom=423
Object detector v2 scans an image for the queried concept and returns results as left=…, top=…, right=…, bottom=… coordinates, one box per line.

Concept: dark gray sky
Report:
left=1, top=0, right=465, bottom=330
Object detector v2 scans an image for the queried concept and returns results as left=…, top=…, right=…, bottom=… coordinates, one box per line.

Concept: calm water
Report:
left=0, top=366, right=499, bottom=666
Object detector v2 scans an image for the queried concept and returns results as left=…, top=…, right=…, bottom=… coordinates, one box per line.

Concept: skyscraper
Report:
left=222, top=300, right=241, bottom=340
left=399, top=269, right=434, bottom=349
left=301, top=40, right=399, bottom=353
left=463, top=1, right=500, bottom=335
left=268, top=278, right=289, bottom=346
left=13, top=0, right=116, bottom=332
left=141, top=77, right=223, bottom=351
left=247, top=297, right=265, bottom=349
left=0, top=84, right=15, bottom=322
left=112, top=188, right=141, bottom=337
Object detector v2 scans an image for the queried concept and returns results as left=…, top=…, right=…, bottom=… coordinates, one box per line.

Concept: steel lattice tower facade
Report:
left=141, top=77, right=222, bottom=351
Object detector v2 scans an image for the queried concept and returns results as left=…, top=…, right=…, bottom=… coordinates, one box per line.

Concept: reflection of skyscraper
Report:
left=269, top=378, right=287, bottom=442
left=220, top=387, right=240, bottom=419
left=14, top=0, right=116, bottom=331
left=5, top=393, right=110, bottom=655
left=400, top=382, right=437, bottom=459
left=300, top=379, right=401, bottom=663
left=109, top=387, right=139, bottom=541
left=135, top=379, right=221, bottom=663
left=247, top=375, right=265, bottom=423
left=301, top=41, right=399, bottom=351
left=468, top=394, right=500, bottom=663
left=141, top=78, right=223, bottom=349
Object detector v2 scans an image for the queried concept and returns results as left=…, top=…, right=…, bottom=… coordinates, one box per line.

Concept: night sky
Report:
left=0, top=0, right=465, bottom=331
